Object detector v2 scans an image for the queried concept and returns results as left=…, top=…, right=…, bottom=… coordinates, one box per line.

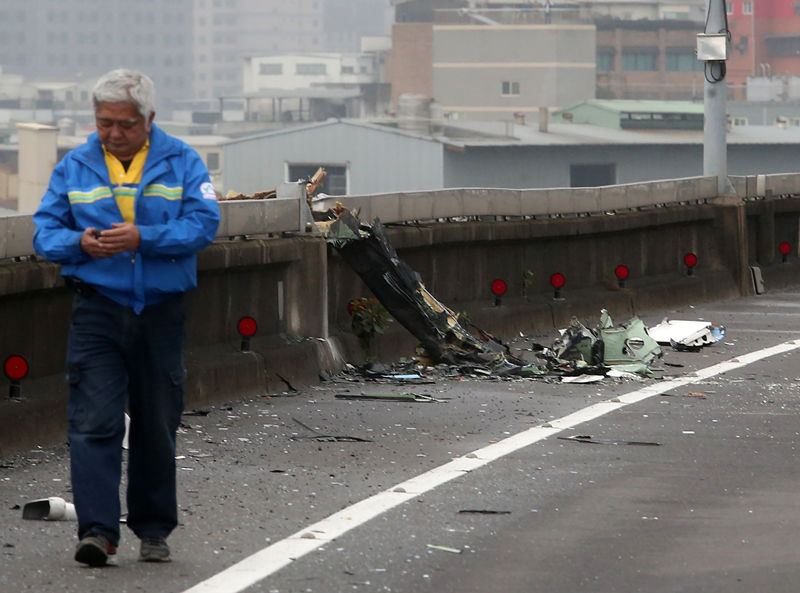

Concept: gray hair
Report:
left=92, top=69, right=156, bottom=120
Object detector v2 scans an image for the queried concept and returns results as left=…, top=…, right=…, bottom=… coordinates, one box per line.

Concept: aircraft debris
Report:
left=560, top=375, right=605, bottom=384
left=315, top=206, right=668, bottom=381
left=647, top=319, right=726, bottom=350
left=316, top=207, right=521, bottom=369
left=557, top=435, right=661, bottom=446
left=290, top=417, right=372, bottom=442
left=335, top=392, right=444, bottom=403
left=520, top=310, right=663, bottom=378
left=426, top=544, right=462, bottom=554
left=21, top=497, right=76, bottom=521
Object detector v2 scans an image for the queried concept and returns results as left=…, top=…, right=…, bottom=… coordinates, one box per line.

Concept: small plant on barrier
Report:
left=522, top=269, right=534, bottom=298
left=348, top=297, right=392, bottom=362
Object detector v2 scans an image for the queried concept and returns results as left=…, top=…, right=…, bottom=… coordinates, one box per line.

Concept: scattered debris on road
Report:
left=647, top=318, right=726, bottom=351
left=523, top=310, right=663, bottom=379
left=21, top=497, right=76, bottom=521
left=316, top=207, right=680, bottom=382
left=290, top=417, right=372, bottom=442
left=557, top=435, right=661, bottom=446
left=426, top=544, right=462, bottom=554
left=335, top=392, right=445, bottom=403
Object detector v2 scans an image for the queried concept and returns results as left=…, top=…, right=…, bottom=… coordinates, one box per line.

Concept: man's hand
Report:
left=81, top=223, right=141, bottom=258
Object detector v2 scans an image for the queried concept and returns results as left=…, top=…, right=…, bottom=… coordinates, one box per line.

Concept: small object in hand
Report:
left=93, top=228, right=102, bottom=238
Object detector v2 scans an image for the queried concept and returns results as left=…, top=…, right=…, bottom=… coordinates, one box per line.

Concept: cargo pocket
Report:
left=66, top=366, right=86, bottom=431
left=167, top=367, right=187, bottom=425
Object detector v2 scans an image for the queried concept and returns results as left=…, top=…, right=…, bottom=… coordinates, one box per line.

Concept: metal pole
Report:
left=751, top=7, right=756, bottom=77
left=703, top=0, right=729, bottom=196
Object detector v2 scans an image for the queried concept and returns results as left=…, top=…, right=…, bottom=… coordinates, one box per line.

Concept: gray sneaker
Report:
left=75, top=534, right=117, bottom=567
left=139, top=537, right=171, bottom=562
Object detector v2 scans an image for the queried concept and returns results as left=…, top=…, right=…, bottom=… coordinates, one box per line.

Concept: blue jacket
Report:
left=33, top=124, right=220, bottom=313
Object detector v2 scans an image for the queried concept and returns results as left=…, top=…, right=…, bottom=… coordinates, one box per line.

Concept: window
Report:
left=296, top=63, right=326, bottom=75
left=794, top=2, right=800, bottom=16
left=341, top=65, right=354, bottom=74
left=288, top=164, right=347, bottom=196
left=570, top=164, right=616, bottom=187
left=743, top=1, right=753, bottom=14
left=597, top=53, right=614, bottom=71
left=726, top=1, right=733, bottom=14
left=622, top=51, right=656, bottom=71
left=665, top=52, right=703, bottom=72
left=765, top=36, right=800, bottom=57
left=259, top=63, right=282, bottom=75
left=206, top=152, right=220, bottom=171
left=501, top=81, right=520, bottom=96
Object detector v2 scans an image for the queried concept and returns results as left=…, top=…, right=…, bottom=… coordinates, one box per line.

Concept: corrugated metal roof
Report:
left=221, top=119, right=444, bottom=146
left=438, top=121, right=800, bottom=147
left=556, top=99, right=706, bottom=115
left=222, top=88, right=363, bottom=100
left=218, top=116, right=800, bottom=150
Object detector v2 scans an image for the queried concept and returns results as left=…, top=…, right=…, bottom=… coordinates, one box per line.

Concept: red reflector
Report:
left=490, top=279, right=507, bottom=296
left=779, top=242, right=791, bottom=255
left=4, top=355, right=29, bottom=381
left=684, top=253, right=697, bottom=267
left=550, top=272, right=566, bottom=289
left=237, top=317, right=258, bottom=337
left=615, top=264, right=630, bottom=280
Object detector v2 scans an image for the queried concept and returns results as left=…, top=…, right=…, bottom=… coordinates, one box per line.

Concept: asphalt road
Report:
left=2, top=288, right=800, bottom=593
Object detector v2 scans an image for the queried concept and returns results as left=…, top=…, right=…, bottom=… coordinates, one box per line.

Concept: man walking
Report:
left=33, top=69, right=220, bottom=566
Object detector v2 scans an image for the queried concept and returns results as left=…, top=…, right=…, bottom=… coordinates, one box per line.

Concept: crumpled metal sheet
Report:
left=532, top=310, right=662, bottom=377
left=318, top=207, right=664, bottom=379
left=320, top=210, right=519, bottom=368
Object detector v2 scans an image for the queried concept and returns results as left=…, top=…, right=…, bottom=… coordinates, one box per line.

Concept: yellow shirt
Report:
left=103, top=140, right=149, bottom=223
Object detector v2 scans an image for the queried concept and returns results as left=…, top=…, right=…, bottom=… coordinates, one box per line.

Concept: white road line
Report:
left=726, top=328, right=800, bottom=334
left=181, top=338, right=800, bottom=593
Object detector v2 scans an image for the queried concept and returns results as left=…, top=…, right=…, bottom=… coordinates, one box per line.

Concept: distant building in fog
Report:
left=193, top=0, right=392, bottom=103
left=0, top=0, right=392, bottom=114
left=0, top=1, right=193, bottom=113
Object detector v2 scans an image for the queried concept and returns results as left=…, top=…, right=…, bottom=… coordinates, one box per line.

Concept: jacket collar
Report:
left=77, top=123, right=180, bottom=175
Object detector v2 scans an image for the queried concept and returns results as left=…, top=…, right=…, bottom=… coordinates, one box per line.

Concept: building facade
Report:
left=596, top=18, right=704, bottom=100
left=217, top=118, right=800, bottom=196
left=0, top=0, right=391, bottom=114
left=385, top=23, right=436, bottom=109
left=192, top=0, right=325, bottom=102
left=433, top=21, right=597, bottom=119
left=387, top=4, right=707, bottom=113
left=726, top=0, right=800, bottom=98
left=243, top=53, right=381, bottom=92
left=192, top=0, right=392, bottom=103
left=0, top=0, right=193, bottom=113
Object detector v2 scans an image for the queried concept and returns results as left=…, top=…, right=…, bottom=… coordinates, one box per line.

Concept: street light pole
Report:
left=701, top=0, right=731, bottom=196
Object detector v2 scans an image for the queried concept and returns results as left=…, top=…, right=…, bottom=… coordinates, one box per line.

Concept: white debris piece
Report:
left=22, top=497, right=77, bottom=521
left=647, top=319, right=725, bottom=348
left=561, top=375, right=605, bottom=384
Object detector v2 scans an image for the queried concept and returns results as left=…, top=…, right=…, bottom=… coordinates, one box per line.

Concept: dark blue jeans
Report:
left=66, top=291, right=186, bottom=547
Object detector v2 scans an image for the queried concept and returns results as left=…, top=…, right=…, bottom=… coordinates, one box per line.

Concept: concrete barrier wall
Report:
left=2, top=174, right=800, bottom=454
